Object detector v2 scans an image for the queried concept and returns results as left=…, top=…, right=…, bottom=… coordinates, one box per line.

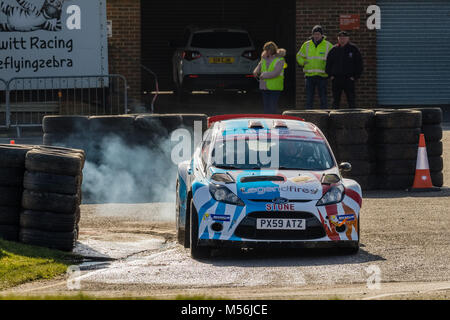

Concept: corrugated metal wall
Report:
left=377, top=0, right=450, bottom=105
left=141, top=0, right=296, bottom=96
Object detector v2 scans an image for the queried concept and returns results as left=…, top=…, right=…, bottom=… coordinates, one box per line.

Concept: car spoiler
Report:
left=207, top=114, right=304, bottom=127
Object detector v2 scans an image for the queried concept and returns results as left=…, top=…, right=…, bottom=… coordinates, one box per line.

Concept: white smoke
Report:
left=81, top=133, right=179, bottom=205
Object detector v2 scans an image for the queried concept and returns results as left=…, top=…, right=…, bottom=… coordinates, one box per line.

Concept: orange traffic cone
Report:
left=409, top=134, right=440, bottom=192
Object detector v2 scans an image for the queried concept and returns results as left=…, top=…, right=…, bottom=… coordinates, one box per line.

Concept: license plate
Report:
left=256, top=219, right=306, bottom=230
left=209, top=57, right=235, bottom=64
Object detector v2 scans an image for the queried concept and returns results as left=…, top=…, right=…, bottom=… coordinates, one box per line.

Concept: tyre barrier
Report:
left=19, top=146, right=84, bottom=251
left=412, top=107, right=444, bottom=187
left=42, top=114, right=208, bottom=203
left=282, top=110, right=330, bottom=140
left=283, top=108, right=445, bottom=190
left=329, top=109, right=376, bottom=190
left=0, top=145, right=34, bottom=241
left=42, top=110, right=443, bottom=193
left=0, top=144, right=84, bottom=251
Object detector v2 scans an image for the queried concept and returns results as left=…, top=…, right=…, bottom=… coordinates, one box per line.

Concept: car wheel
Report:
left=189, top=199, right=211, bottom=259
left=176, top=179, right=184, bottom=246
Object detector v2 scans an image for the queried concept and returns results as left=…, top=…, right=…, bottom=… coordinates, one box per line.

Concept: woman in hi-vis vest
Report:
left=253, top=41, right=286, bottom=114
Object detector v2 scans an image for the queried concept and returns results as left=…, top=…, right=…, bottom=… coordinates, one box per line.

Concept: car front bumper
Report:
left=198, top=239, right=359, bottom=249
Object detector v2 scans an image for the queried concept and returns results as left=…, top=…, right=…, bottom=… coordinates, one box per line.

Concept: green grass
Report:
left=0, top=239, right=81, bottom=291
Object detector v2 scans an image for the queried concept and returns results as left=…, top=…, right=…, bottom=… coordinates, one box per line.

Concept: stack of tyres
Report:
left=413, top=108, right=444, bottom=187
left=42, top=116, right=90, bottom=151
left=375, top=110, right=422, bottom=190
left=87, top=115, right=136, bottom=164
left=0, top=145, right=34, bottom=241
left=20, top=146, right=85, bottom=251
left=328, top=109, right=376, bottom=190
left=282, top=110, right=330, bottom=141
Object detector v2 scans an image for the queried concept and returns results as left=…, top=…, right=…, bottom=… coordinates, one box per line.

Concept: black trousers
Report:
left=332, top=76, right=356, bottom=109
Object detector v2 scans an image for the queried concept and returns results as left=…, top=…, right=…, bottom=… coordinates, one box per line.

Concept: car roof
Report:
left=215, top=118, right=324, bottom=140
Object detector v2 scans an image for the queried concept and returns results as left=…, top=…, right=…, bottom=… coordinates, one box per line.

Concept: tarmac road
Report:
left=3, top=129, right=450, bottom=300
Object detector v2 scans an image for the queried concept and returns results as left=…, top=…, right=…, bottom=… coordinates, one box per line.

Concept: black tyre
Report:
left=426, top=141, right=443, bottom=157
left=176, top=180, right=185, bottom=246
left=37, top=145, right=86, bottom=161
left=0, top=145, right=34, bottom=168
left=343, top=175, right=377, bottom=191
left=0, top=186, right=22, bottom=207
left=342, top=161, right=376, bottom=176
left=376, top=144, right=418, bottom=160
left=375, top=128, right=421, bottom=144
left=42, top=134, right=88, bottom=154
left=19, top=228, right=77, bottom=252
left=25, top=149, right=83, bottom=176
left=375, top=110, right=422, bottom=129
left=376, top=175, right=415, bottom=190
left=0, top=207, right=20, bottom=225
left=0, top=225, right=19, bottom=241
left=431, top=171, right=443, bottom=188
left=190, top=199, right=211, bottom=259
left=20, top=210, right=76, bottom=232
left=329, top=110, right=375, bottom=129
left=377, top=160, right=417, bottom=175
left=89, top=115, right=135, bottom=132
left=412, top=107, right=442, bottom=125
left=22, top=190, right=79, bottom=214
left=422, top=124, right=443, bottom=142
left=429, top=156, right=444, bottom=172
left=334, top=128, right=369, bottom=145
left=181, top=114, right=208, bottom=133
left=283, top=110, right=330, bottom=131
left=134, top=115, right=177, bottom=143
left=336, top=144, right=374, bottom=161
left=23, top=171, right=81, bottom=195
left=0, top=167, right=24, bottom=187
left=43, top=116, right=89, bottom=134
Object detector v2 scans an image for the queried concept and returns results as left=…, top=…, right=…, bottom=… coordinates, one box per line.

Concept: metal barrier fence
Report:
left=0, top=75, right=128, bottom=130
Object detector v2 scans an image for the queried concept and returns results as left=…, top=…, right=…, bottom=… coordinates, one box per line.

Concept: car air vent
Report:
left=240, top=176, right=285, bottom=183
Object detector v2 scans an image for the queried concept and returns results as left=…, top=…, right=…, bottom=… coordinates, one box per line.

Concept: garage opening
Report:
left=141, top=0, right=296, bottom=112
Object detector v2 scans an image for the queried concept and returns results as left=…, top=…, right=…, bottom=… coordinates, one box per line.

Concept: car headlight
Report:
left=316, top=184, right=345, bottom=206
left=209, top=184, right=244, bottom=206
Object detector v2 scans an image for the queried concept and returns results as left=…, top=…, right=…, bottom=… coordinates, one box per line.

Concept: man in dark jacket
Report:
left=325, top=31, right=363, bottom=109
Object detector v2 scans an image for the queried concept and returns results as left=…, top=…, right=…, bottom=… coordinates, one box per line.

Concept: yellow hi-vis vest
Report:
left=296, top=38, right=332, bottom=77
left=261, top=57, right=285, bottom=91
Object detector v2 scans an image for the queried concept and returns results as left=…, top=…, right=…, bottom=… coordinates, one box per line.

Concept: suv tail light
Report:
left=242, top=50, right=258, bottom=60
left=182, top=50, right=202, bottom=61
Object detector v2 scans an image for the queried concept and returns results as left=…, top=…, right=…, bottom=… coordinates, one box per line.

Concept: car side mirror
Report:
left=339, top=162, right=352, bottom=172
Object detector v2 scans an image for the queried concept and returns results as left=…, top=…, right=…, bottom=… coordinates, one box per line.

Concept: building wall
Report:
left=295, top=0, right=377, bottom=109
left=106, top=0, right=141, bottom=101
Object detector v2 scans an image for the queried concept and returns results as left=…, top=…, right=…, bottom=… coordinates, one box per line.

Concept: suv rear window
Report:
left=190, top=32, right=252, bottom=49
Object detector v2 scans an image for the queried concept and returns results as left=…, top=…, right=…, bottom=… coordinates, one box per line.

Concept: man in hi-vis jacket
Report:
left=296, top=25, right=333, bottom=109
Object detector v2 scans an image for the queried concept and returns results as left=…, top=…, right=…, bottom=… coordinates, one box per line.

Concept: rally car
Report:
left=176, top=114, right=362, bottom=259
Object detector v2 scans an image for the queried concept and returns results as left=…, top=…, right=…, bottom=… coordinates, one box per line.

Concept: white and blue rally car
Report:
left=176, top=114, right=362, bottom=259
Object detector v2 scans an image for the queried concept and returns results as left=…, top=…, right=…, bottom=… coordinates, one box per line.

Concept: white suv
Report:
left=172, top=27, right=259, bottom=95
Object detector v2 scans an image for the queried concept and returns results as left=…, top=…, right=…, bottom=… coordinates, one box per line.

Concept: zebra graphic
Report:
left=0, top=0, right=65, bottom=32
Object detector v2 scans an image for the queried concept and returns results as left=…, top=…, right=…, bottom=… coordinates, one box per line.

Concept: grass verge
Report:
left=0, top=293, right=226, bottom=300
left=0, top=239, right=81, bottom=291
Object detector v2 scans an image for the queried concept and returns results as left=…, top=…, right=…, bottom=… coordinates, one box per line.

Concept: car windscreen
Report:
left=190, top=32, right=252, bottom=49
left=210, top=137, right=334, bottom=170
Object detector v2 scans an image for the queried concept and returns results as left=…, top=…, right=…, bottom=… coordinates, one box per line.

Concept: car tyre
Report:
left=176, top=180, right=185, bottom=246
left=190, top=199, right=211, bottom=259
